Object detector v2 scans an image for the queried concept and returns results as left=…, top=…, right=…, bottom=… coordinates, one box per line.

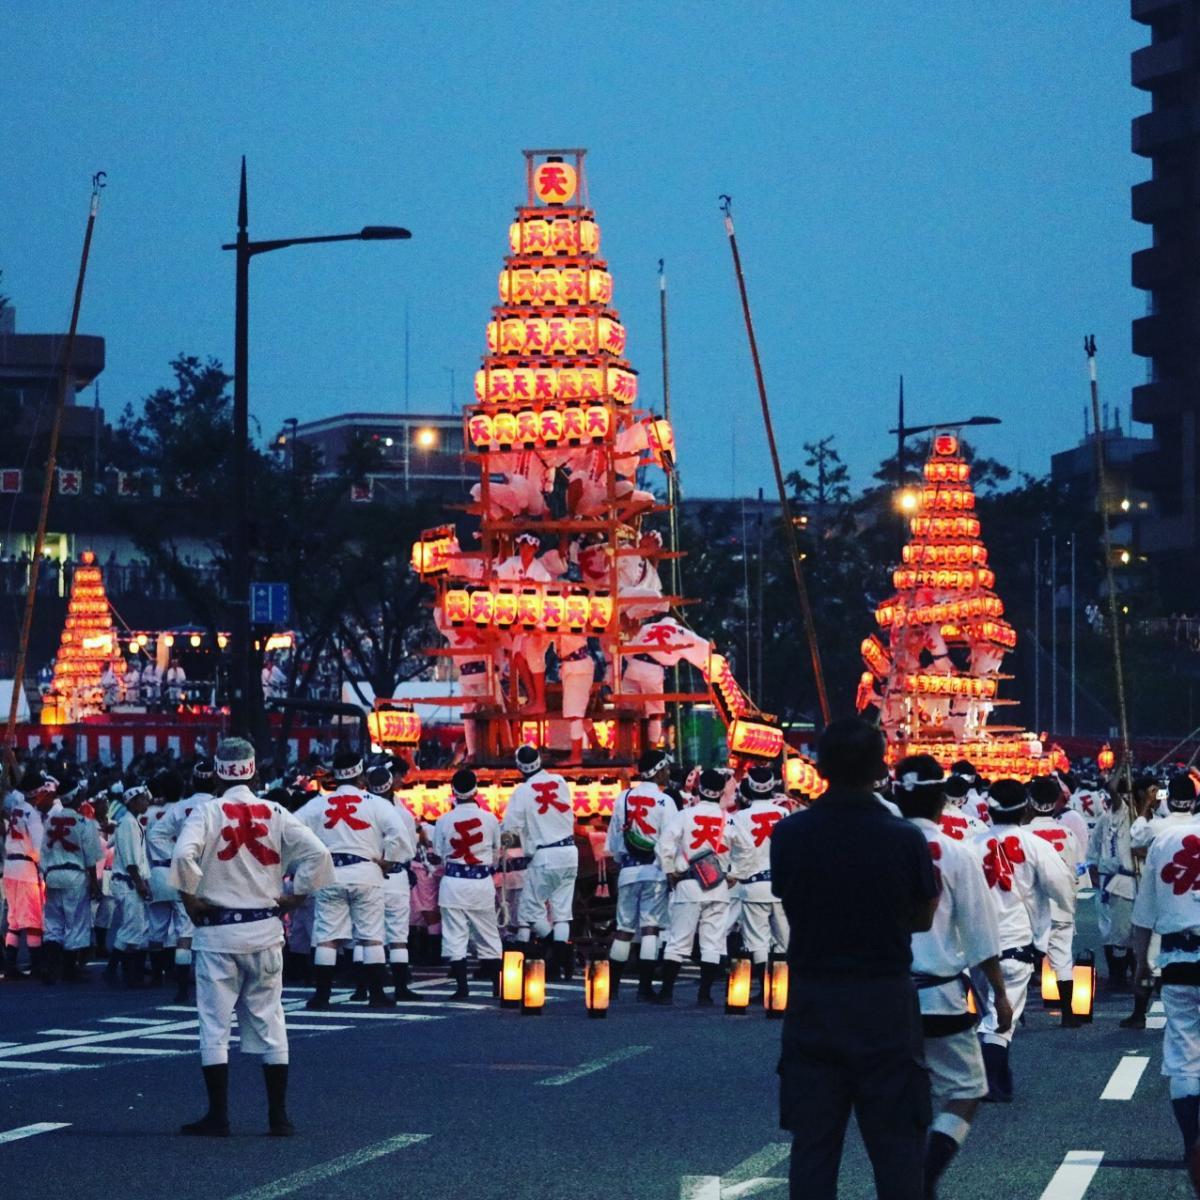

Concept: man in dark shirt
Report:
left=771, top=718, right=939, bottom=1200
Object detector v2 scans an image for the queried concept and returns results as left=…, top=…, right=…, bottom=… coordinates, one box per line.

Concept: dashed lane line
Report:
left=535, top=1044, right=651, bottom=1087
left=0, top=1062, right=94, bottom=1072
left=0, top=1122, right=71, bottom=1146
left=1037, top=1151, right=1104, bottom=1200
left=1100, top=1055, right=1150, bottom=1101
left=223, top=1132, right=432, bottom=1200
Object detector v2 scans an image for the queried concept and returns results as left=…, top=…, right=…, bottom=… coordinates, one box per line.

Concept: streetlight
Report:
left=403, top=426, right=440, bottom=491
left=222, top=158, right=410, bottom=746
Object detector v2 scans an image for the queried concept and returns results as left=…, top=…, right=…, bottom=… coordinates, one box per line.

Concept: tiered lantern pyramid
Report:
left=400, top=149, right=823, bottom=820
left=44, top=550, right=124, bottom=724
left=857, top=432, right=1054, bottom=778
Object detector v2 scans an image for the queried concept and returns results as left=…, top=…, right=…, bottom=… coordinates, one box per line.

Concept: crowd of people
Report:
left=3, top=727, right=1200, bottom=1196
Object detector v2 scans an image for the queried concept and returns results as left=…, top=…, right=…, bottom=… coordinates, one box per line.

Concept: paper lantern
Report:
left=578, top=367, right=603, bottom=399
left=1098, top=744, right=1115, bottom=772
left=562, top=406, right=586, bottom=444
left=443, top=588, right=470, bottom=626
left=501, top=949, right=524, bottom=1009
left=534, top=160, right=577, bottom=205
left=647, top=418, right=675, bottom=468
left=934, top=433, right=958, bottom=456
left=516, top=408, right=539, bottom=448
left=522, top=957, right=546, bottom=1013
left=585, top=405, right=610, bottom=441
left=1041, top=955, right=1061, bottom=1006
left=518, top=588, right=543, bottom=630
left=728, top=719, right=785, bottom=760
left=589, top=591, right=613, bottom=630
left=565, top=591, right=590, bottom=632
left=467, top=412, right=494, bottom=449
left=493, top=588, right=517, bottom=628
left=598, top=317, right=626, bottom=356
left=726, top=959, right=751, bottom=1013
left=546, top=318, right=572, bottom=353
left=588, top=269, right=613, bottom=304
left=1071, top=951, right=1096, bottom=1022
left=539, top=408, right=564, bottom=446
left=367, top=708, right=421, bottom=747
left=764, top=958, right=788, bottom=1018
left=511, top=368, right=535, bottom=402
left=493, top=411, right=518, bottom=448
left=584, top=959, right=611, bottom=1018
left=469, top=589, right=494, bottom=626
left=541, top=590, right=564, bottom=631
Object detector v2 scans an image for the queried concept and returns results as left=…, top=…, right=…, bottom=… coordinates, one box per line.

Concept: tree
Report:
left=786, top=437, right=851, bottom=506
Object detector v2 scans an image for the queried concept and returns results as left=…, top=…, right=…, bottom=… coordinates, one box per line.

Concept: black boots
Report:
left=40, top=942, right=63, bottom=985
left=104, top=949, right=122, bottom=987
left=121, top=949, right=146, bottom=989
left=306, top=964, right=334, bottom=1011
left=3, top=943, right=27, bottom=981
left=391, top=961, right=419, bottom=1001
left=1120, top=986, right=1151, bottom=1030
left=656, top=959, right=681, bottom=1005
left=1104, top=946, right=1131, bottom=991
left=149, top=948, right=173, bottom=987
left=981, top=1040, right=1012, bottom=1103
left=610, top=958, right=626, bottom=1000
left=697, top=962, right=722, bottom=1007
left=174, top=959, right=192, bottom=1004
left=367, top=964, right=395, bottom=1008
left=350, top=959, right=369, bottom=1002
left=636, top=958, right=657, bottom=1002
left=263, top=1064, right=294, bottom=1137
left=61, top=949, right=81, bottom=983
left=181, top=1064, right=231, bottom=1137
left=449, top=961, right=470, bottom=1000
left=924, top=1130, right=961, bottom=1199
left=1058, top=979, right=1082, bottom=1028
left=1173, top=1095, right=1200, bottom=1163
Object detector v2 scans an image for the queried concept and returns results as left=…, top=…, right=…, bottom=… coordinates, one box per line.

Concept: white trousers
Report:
left=147, top=900, right=177, bottom=946
left=560, top=658, right=594, bottom=739
left=1163, top=985, right=1200, bottom=1083
left=1097, top=889, right=1134, bottom=948
left=111, top=881, right=148, bottom=951
left=312, top=882, right=385, bottom=944
left=740, top=899, right=790, bottom=963
left=518, top=860, right=577, bottom=932
left=980, top=957, right=1033, bottom=1047
left=1046, top=919, right=1075, bottom=982
left=615, top=878, right=668, bottom=933
left=384, top=880, right=411, bottom=945
left=195, top=946, right=287, bottom=1066
left=44, top=881, right=93, bottom=950
left=664, top=896, right=729, bottom=965
left=441, top=903, right=503, bottom=962
left=924, top=1027, right=988, bottom=1101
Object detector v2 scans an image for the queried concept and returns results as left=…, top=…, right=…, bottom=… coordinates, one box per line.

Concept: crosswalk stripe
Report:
left=0, top=1122, right=71, bottom=1145
left=100, top=1016, right=172, bottom=1025
left=58, top=1045, right=187, bottom=1056
left=37, top=1029, right=96, bottom=1037
left=0, top=1061, right=94, bottom=1072
left=1038, top=1150, right=1104, bottom=1200
left=1100, top=1055, right=1149, bottom=1100
left=283, top=1010, right=442, bottom=1022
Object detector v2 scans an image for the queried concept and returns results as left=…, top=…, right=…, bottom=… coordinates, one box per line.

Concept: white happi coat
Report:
left=3, top=795, right=44, bottom=884
left=295, top=786, right=406, bottom=886
left=382, top=799, right=418, bottom=945
left=503, top=769, right=578, bottom=932
left=433, top=800, right=503, bottom=961
left=727, top=798, right=789, bottom=960
left=1132, top=810, right=1196, bottom=854
left=1027, top=816, right=1084, bottom=919
left=41, top=808, right=103, bottom=949
left=606, top=781, right=671, bottom=933
left=938, top=808, right=987, bottom=844
left=659, top=800, right=730, bottom=964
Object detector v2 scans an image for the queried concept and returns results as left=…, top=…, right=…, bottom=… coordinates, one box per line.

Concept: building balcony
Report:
left=1132, top=243, right=1186, bottom=289
left=1132, top=379, right=1186, bottom=423
left=1132, top=36, right=1186, bottom=89
left=1132, top=175, right=1187, bottom=222
left=1132, top=0, right=1184, bottom=26
left=1132, top=105, right=1196, bottom=156
left=0, top=332, right=106, bottom=389
left=1133, top=311, right=1191, bottom=357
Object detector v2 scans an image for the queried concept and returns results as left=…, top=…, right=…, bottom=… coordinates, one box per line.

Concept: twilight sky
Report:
left=1, top=3, right=1146, bottom=496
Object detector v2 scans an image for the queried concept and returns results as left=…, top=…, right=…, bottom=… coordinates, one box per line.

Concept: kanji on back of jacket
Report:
left=395, top=149, right=823, bottom=822
left=857, top=433, right=1066, bottom=779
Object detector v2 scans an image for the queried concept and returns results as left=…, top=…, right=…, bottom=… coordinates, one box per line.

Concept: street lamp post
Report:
left=223, top=158, right=410, bottom=747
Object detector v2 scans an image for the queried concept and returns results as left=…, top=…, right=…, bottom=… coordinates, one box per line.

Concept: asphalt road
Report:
left=0, top=917, right=1191, bottom=1200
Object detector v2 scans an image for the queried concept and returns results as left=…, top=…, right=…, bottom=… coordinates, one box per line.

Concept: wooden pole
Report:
left=658, top=259, right=684, bottom=756
left=1085, top=335, right=1133, bottom=789
left=3, top=173, right=105, bottom=785
left=719, top=196, right=831, bottom=724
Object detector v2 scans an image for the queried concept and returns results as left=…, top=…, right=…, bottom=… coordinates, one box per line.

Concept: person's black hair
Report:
left=1028, top=777, right=1061, bottom=811
left=943, top=773, right=969, bottom=800
left=988, top=778, right=1028, bottom=824
left=151, top=770, right=184, bottom=804
left=891, top=754, right=945, bottom=822
left=332, top=748, right=363, bottom=777
left=452, top=768, right=477, bottom=798
left=816, top=718, right=887, bottom=789
left=950, top=759, right=977, bottom=781
left=1168, top=774, right=1197, bottom=810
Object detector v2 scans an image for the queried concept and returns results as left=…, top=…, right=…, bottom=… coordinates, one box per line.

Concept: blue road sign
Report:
left=250, top=582, right=290, bottom=626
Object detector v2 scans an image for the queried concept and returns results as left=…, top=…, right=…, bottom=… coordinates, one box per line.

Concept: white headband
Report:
left=334, top=759, right=364, bottom=781
left=216, top=756, right=255, bottom=781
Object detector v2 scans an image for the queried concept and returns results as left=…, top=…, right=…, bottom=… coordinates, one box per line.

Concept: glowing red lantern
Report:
left=535, top=160, right=577, bottom=205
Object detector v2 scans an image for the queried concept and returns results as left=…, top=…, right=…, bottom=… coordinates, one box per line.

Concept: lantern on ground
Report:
left=522, top=957, right=546, bottom=1014
left=584, top=959, right=611, bottom=1019
left=763, top=957, right=788, bottom=1019
left=1071, top=951, right=1096, bottom=1022
left=1040, top=955, right=1060, bottom=1006
left=725, top=958, right=751, bottom=1014
left=501, top=949, right=524, bottom=1009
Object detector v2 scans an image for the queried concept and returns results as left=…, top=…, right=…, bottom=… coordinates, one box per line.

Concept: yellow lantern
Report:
left=1071, top=951, right=1096, bottom=1022
left=518, top=588, right=543, bottom=630
left=511, top=367, right=535, bottom=403
left=522, top=957, right=546, bottom=1014
left=488, top=368, right=514, bottom=402
left=726, top=958, right=752, bottom=1014
left=588, top=270, right=613, bottom=304
left=585, top=959, right=611, bottom=1019
left=550, top=216, right=578, bottom=253
left=444, top=588, right=470, bottom=626
left=492, top=411, right=518, bottom=449
left=469, top=589, right=494, bottom=627
left=647, top=418, right=675, bottom=468
left=541, top=590, right=564, bottom=631
left=467, top=412, right=493, bottom=449
left=1098, top=743, right=1115, bottom=772
left=577, top=367, right=603, bottom=399
left=516, top=408, right=539, bottom=448
left=1041, top=955, right=1060, bottom=1005
left=589, top=591, right=613, bottom=630
left=561, top=268, right=586, bottom=303
left=579, top=220, right=600, bottom=254
left=545, top=317, right=571, bottom=354
left=501, top=949, right=524, bottom=1009
left=764, top=958, right=789, bottom=1018
left=534, top=160, right=577, bottom=205
left=539, top=408, right=564, bottom=447
left=189, top=634, right=201, bottom=648
left=565, top=591, right=590, bottom=632
left=561, top=406, right=586, bottom=444
left=585, top=405, right=610, bottom=442
left=493, top=588, right=517, bottom=628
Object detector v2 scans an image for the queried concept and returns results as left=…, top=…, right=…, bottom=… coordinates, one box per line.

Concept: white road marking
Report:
left=536, top=1044, right=651, bottom=1087
left=1151, top=1000, right=1165, bottom=1014
left=679, top=1143, right=790, bottom=1199
left=0, top=1016, right=204, bottom=1059
left=223, top=1132, right=431, bottom=1200
left=0, top=1061, right=94, bottom=1072
left=1147, top=1016, right=1166, bottom=1030
left=1038, top=1150, right=1104, bottom=1200
left=37, top=1029, right=96, bottom=1037
left=281, top=1010, right=441, bottom=1022
left=100, top=1016, right=171, bottom=1025
left=139, top=1033, right=229, bottom=1042
left=1100, top=1055, right=1149, bottom=1100
left=0, top=1122, right=71, bottom=1146
left=58, top=1045, right=186, bottom=1056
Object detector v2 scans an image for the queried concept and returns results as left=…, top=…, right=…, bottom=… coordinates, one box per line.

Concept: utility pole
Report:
left=1050, top=534, right=1058, bottom=735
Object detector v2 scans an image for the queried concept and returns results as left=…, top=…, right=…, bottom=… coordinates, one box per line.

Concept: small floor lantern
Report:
left=585, top=959, right=611, bottom=1018
left=763, top=957, right=788, bottom=1019
left=1040, top=955, right=1061, bottom=1007
left=522, top=956, right=546, bottom=1015
left=726, top=958, right=751, bottom=1014
left=1071, top=951, right=1096, bottom=1022
left=501, top=949, right=525, bottom=1009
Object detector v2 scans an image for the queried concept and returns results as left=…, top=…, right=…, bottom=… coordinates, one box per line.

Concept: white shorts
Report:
left=924, top=1026, right=988, bottom=1101
left=980, top=956, right=1033, bottom=1047
left=111, top=882, right=148, bottom=951
left=740, top=898, right=790, bottom=962
left=3, top=877, right=43, bottom=931
left=312, top=882, right=385, bottom=944
left=384, top=881, right=411, bottom=945
left=147, top=900, right=177, bottom=946
left=195, top=946, right=287, bottom=1066
left=44, top=881, right=93, bottom=950
left=441, top=902, right=502, bottom=962
left=615, top=877, right=668, bottom=933
left=1097, top=889, right=1134, bottom=948
left=664, top=895, right=729, bottom=965
left=1163, top=985, right=1200, bottom=1082
left=518, top=860, right=578, bottom=931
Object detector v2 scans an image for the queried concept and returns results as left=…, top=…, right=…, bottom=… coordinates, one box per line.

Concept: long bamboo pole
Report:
left=658, top=259, right=684, bottom=756
left=3, top=174, right=105, bottom=786
left=719, top=196, right=831, bottom=724
left=1084, top=335, right=1133, bottom=790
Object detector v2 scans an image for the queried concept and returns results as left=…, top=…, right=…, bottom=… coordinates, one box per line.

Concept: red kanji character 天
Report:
left=324, top=795, right=370, bottom=832
left=1032, top=827, right=1068, bottom=855
left=928, top=838, right=943, bottom=892
left=625, top=791, right=658, bottom=837
left=450, top=817, right=484, bottom=864
left=1162, top=834, right=1200, bottom=896
left=690, top=814, right=727, bottom=855
left=531, top=780, right=570, bottom=815
left=939, top=813, right=968, bottom=841
left=749, top=810, right=781, bottom=847
left=45, top=816, right=79, bottom=853
left=217, top=803, right=281, bottom=866
left=536, top=164, right=571, bottom=199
